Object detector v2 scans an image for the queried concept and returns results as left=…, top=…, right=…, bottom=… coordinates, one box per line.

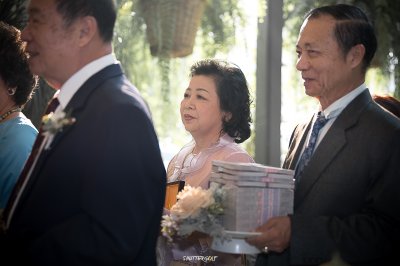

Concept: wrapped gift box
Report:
left=210, top=160, right=294, bottom=232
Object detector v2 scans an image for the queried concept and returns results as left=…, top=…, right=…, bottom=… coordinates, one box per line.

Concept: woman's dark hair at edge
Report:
left=0, top=21, right=37, bottom=106
left=373, top=95, right=400, bottom=118
left=306, top=4, right=377, bottom=74
left=190, top=59, right=252, bottom=144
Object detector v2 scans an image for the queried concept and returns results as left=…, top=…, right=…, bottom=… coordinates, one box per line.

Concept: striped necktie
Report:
left=294, top=112, right=328, bottom=185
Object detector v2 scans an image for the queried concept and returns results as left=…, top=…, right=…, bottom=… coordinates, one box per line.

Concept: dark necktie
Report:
left=294, top=112, right=328, bottom=185
left=2, top=97, right=60, bottom=228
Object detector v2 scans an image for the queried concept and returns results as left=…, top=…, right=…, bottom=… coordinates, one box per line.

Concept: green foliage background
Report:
left=1, top=0, right=397, bottom=163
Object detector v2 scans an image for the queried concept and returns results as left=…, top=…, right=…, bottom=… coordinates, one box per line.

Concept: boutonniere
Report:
left=41, top=111, right=76, bottom=150
left=42, top=110, right=76, bottom=135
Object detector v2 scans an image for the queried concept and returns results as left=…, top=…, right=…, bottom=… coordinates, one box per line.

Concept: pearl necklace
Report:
left=0, top=107, right=22, bottom=122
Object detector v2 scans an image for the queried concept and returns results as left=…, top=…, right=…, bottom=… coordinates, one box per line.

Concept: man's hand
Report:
left=246, top=216, right=291, bottom=253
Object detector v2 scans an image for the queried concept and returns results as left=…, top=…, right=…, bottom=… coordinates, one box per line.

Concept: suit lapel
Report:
left=294, top=126, right=346, bottom=208
left=283, top=117, right=313, bottom=170
left=294, top=90, right=373, bottom=208
left=41, top=64, right=124, bottom=153
left=17, top=64, right=124, bottom=207
left=64, top=64, right=124, bottom=112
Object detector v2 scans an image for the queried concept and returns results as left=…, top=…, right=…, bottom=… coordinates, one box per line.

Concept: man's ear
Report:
left=348, top=44, right=365, bottom=68
left=77, top=16, right=97, bottom=47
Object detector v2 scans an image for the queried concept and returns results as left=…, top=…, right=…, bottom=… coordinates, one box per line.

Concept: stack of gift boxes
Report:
left=210, top=160, right=294, bottom=233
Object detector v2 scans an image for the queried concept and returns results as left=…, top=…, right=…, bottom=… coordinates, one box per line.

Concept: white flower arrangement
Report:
left=41, top=111, right=76, bottom=150
left=42, top=111, right=76, bottom=135
left=161, top=183, right=226, bottom=242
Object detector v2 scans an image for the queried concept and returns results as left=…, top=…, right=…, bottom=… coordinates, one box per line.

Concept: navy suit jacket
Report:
left=256, top=90, right=400, bottom=266
left=4, top=64, right=166, bottom=266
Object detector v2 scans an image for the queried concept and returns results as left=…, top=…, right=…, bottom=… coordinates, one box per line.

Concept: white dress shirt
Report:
left=303, top=84, right=368, bottom=154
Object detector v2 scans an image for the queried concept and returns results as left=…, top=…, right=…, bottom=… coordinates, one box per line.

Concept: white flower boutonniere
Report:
left=42, top=111, right=76, bottom=135
left=41, top=111, right=76, bottom=149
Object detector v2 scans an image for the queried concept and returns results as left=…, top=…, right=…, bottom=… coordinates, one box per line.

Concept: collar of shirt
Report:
left=56, top=53, right=118, bottom=110
left=320, top=83, right=367, bottom=121
left=304, top=83, right=368, bottom=154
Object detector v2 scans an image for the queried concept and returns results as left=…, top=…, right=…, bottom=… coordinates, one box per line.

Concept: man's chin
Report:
left=304, top=87, right=312, bottom=96
left=43, top=78, right=61, bottom=90
left=304, top=86, right=318, bottom=97
left=28, top=61, right=42, bottom=76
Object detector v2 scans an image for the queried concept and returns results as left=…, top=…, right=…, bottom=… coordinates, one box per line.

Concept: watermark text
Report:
left=182, top=256, right=218, bottom=263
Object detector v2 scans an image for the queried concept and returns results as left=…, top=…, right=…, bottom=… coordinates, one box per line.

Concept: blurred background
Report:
left=2, top=0, right=398, bottom=168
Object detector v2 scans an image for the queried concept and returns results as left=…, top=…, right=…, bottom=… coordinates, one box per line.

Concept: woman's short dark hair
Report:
left=189, top=59, right=252, bottom=143
left=373, top=94, right=400, bottom=118
left=0, top=21, right=37, bottom=106
left=306, top=4, right=377, bottom=74
left=55, top=0, right=117, bottom=42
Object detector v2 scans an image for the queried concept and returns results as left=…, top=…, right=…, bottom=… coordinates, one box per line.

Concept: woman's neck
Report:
left=0, top=102, right=21, bottom=123
left=192, top=131, right=223, bottom=154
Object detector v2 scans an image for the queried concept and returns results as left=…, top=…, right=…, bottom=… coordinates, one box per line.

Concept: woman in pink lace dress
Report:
left=158, top=59, right=254, bottom=266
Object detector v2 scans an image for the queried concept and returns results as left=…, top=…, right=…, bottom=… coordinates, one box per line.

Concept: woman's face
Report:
left=180, top=75, right=226, bottom=139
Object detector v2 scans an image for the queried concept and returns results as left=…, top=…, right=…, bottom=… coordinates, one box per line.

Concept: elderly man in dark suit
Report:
left=247, top=4, right=400, bottom=266
left=1, top=0, right=166, bottom=265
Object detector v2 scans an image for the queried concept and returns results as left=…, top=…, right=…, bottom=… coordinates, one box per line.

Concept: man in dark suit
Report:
left=247, top=4, right=400, bottom=266
left=1, top=0, right=166, bottom=265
